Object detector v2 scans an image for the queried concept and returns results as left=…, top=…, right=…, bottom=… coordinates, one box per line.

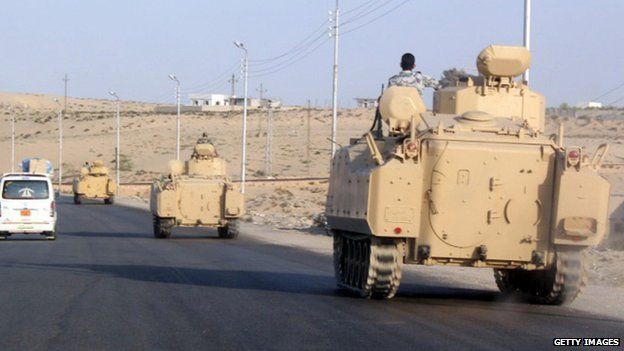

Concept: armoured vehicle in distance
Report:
left=72, top=160, right=117, bottom=204
left=150, top=134, right=244, bottom=239
left=326, top=45, right=610, bottom=304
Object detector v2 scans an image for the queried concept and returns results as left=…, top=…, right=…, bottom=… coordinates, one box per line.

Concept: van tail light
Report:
left=50, top=201, right=56, bottom=217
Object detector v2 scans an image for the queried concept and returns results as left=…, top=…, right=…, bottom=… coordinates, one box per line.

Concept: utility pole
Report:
left=63, top=74, right=69, bottom=112
left=523, top=0, right=531, bottom=85
left=330, top=0, right=340, bottom=157
left=169, top=74, right=181, bottom=160
left=234, top=41, right=249, bottom=194
left=54, top=99, right=63, bottom=193
left=256, top=83, right=268, bottom=101
left=306, top=100, right=311, bottom=176
left=264, top=103, right=273, bottom=178
left=109, top=92, right=120, bottom=192
left=228, top=74, right=238, bottom=106
left=8, top=105, right=15, bottom=172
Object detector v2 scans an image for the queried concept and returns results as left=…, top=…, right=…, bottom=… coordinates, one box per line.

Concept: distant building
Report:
left=189, top=94, right=231, bottom=107
left=231, top=97, right=282, bottom=108
left=153, top=93, right=283, bottom=113
left=354, top=98, right=378, bottom=109
left=576, top=101, right=603, bottom=109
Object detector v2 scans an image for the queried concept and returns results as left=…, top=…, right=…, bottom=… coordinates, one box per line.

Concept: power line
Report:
left=342, top=0, right=382, bottom=15
left=341, top=0, right=395, bottom=26
left=184, top=62, right=240, bottom=91
left=606, top=94, right=624, bottom=106
left=184, top=75, right=235, bottom=94
left=249, top=38, right=331, bottom=78
left=250, top=19, right=329, bottom=64
left=592, top=81, right=624, bottom=101
left=250, top=31, right=329, bottom=74
left=250, top=30, right=329, bottom=69
left=342, top=0, right=412, bottom=35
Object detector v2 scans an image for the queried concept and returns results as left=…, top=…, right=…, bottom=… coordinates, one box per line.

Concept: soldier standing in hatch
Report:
left=387, top=53, right=440, bottom=95
left=196, top=132, right=212, bottom=144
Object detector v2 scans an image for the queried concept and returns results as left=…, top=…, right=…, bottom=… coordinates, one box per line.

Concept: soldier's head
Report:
left=400, top=53, right=415, bottom=71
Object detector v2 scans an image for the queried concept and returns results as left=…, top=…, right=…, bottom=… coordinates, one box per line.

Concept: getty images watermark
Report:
left=553, top=338, right=620, bottom=347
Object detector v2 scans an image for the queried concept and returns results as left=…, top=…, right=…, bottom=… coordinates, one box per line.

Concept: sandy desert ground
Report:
left=1, top=91, right=623, bottom=287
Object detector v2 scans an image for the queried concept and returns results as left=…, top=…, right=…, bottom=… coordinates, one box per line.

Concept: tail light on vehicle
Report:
left=50, top=201, right=56, bottom=217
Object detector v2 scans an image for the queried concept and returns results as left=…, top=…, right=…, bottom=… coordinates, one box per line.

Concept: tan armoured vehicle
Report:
left=326, top=45, right=610, bottom=305
left=150, top=135, right=245, bottom=239
left=72, top=160, right=116, bottom=204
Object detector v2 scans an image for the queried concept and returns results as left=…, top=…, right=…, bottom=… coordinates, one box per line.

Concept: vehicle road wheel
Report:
left=104, top=196, right=114, bottom=205
left=493, top=269, right=523, bottom=294
left=153, top=216, right=174, bottom=239
left=218, top=220, right=240, bottom=239
left=73, top=193, right=82, bottom=205
left=333, top=230, right=404, bottom=299
left=43, top=231, right=56, bottom=241
left=524, top=247, right=587, bottom=305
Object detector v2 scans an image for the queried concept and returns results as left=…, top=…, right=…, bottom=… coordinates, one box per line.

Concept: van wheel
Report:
left=218, top=220, right=239, bottom=239
left=105, top=196, right=114, bottom=205
left=43, top=231, right=56, bottom=240
left=73, top=194, right=82, bottom=205
left=153, top=216, right=173, bottom=239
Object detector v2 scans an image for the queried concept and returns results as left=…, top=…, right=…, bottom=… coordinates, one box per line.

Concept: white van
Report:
left=0, top=173, right=57, bottom=240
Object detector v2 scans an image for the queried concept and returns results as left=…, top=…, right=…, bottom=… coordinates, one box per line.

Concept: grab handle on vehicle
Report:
left=590, top=143, right=609, bottom=170
left=365, top=132, right=384, bottom=166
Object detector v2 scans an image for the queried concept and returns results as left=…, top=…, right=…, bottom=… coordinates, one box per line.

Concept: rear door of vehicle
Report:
left=1, top=178, right=53, bottom=225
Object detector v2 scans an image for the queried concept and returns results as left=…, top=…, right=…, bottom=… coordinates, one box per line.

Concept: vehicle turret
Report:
left=434, top=45, right=545, bottom=131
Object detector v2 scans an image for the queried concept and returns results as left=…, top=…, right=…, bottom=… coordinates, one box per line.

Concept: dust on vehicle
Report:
left=150, top=134, right=245, bottom=239
left=326, top=45, right=610, bottom=304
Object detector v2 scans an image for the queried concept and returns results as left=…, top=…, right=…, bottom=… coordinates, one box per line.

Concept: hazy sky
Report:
left=1, top=0, right=623, bottom=107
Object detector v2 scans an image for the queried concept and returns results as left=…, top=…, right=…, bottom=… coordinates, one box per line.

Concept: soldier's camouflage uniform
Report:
left=387, top=70, right=440, bottom=95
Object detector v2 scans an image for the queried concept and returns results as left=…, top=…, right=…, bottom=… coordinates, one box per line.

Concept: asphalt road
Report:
left=0, top=198, right=621, bottom=351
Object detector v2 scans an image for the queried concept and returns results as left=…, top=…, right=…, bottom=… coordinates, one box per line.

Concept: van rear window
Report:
left=2, top=180, right=50, bottom=199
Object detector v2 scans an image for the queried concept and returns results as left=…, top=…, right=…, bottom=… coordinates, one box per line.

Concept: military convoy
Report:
left=325, top=45, right=610, bottom=304
left=72, top=160, right=117, bottom=204
left=150, top=134, right=245, bottom=239
left=10, top=44, right=609, bottom=307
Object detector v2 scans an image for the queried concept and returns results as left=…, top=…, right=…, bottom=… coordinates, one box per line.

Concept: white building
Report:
left=576, top=101, right=603, bottom=109
left=354, top=98, right=378, bottom=109
left=187, top=93, right=282, bottom=110
left=231, top=97, right=282, bottom=108
left=189, top=94, right=231, bottom=107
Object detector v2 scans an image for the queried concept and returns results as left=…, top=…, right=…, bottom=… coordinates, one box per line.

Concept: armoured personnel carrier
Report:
left=326, top=45, right=610, bottom=304
left=150, top=134, right=244, bottom=239
left=72, top=160, right=116, bottom=204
